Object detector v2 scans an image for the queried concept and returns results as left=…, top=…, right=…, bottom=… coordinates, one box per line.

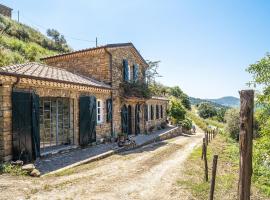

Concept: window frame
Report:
left=97, top=99, right=103, bottom=124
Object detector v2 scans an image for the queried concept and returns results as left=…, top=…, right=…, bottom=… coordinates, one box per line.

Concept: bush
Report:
left=0, top=163, right=27, bottom=176
left=198, top=102, right=217, bottom=119
left=168, top=97, right=186, bottom=124
left=161, top=121, right=167, bottom=129
left=179, top=118, right=192, bottom=130
left=224, top=108, right=240, bottom=140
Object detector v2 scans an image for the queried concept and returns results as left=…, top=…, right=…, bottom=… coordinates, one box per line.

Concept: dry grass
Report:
left=176, top=134, right=269, bottom=200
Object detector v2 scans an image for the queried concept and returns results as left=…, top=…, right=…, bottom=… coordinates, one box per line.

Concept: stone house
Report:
left=0, top=43, right=168, bottom=163
left=0, top=4, right=12, bottom=18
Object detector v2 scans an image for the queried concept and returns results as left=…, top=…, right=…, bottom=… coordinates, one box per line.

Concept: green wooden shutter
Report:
left=135, top=104, right=140, bottom=135
left=106, top=99, right=112, bottom=122
left=133, top=64, right=139, bottom=82
left=12, top=91, right=33, bottom=163
left=31, top=92, right=40, bottom=159
left=123, top=59, right=129, bottom=81
left=79, top=96, right=97, bottom=146
left=121, top=105, right=128, bottom=134
left=89, top=96, right=97, bottom=143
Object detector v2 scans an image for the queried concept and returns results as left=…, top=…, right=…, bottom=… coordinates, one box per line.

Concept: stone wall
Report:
left=0, top=80, right=112, bottom=161
left=44, top=51, right=111, bottom=84
left=108, top=47, right=148, bottom=134
left=0, top=4, right=12, bottom=18
left=0, top=83, right=13, bottom=162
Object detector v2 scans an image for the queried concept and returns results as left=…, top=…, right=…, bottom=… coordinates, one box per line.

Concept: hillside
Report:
left=0, top=14, right=71, bottom=67
left=190, top=96, right=240, bottom=108
left=207, top=96, right=240, bottom=107
left=189, top=97, right=228, bottom=108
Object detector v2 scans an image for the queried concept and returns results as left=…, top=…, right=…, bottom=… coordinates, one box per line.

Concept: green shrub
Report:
left=168, top=97, right=186, bottom=124
left=179, top=118, right=192, bottom=130
left=0, top=163, right=27, bottom=176
left=224, top=108, right=240, bottom=140
left=198, top=102, right=217, bottom=119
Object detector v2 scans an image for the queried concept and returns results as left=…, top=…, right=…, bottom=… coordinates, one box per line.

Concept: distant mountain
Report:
left=189, top=97, right=228, bottom=108
left=189, top=96, right=240, bottom=108
left=207, top=96, right=240, bottom=108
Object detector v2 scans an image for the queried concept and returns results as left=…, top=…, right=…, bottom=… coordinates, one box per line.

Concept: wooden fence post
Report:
left=202, top=138, right=206, bottom=160
left=205, top=132, right=208, bottom=146
left=239, top=90, right=254, bottom=200
left=209, top=155, right=218, bottom=200
left=203, top=141, right=208, bottom=182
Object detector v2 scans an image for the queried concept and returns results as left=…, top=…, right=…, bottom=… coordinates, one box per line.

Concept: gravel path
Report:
left=0, top=131, right=204, bottom=200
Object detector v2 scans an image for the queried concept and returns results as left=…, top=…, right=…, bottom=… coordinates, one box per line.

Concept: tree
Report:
left=46, top=28, right=68, bottom=51
left=224, top=108, right=240, bottom=140
left=198, top=102, right=217, bottom=119
left=216, top=107, right=227, bottom=122
left=247, top=53, right=270, bottom=193
left=168, top=97, right=186, bottom=124
left=145, top=60, right=161, bottom=84
left=169, top=86, right=191, bottom=110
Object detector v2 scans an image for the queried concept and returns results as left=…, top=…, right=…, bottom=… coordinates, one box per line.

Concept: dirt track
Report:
left=0, top=132, right=203, bottom=200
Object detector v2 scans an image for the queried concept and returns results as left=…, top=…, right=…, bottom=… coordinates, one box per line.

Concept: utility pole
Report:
left=17, top=10, right=20, bottom=22
left=96, top=37, right=98, bottom=47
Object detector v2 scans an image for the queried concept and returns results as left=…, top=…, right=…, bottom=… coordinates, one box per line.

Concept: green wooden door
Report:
left=79, top=96, right=97, bottom=146
left=12, top=91, right=40, bottom=162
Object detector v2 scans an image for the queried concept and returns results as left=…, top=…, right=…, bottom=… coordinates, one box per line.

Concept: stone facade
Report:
left=44, top=50, right=111, bottom=84
left=0, top=75, right=111, bottom=162
left=0, top=43, right=169, bottom=162
left=43, top=44, right=149, bottom=135
left=0, top=4, right=12, bottom=18
left=0, top=82, right=13, bottom=162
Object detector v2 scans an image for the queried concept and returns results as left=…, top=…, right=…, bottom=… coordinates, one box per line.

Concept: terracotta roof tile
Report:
left=0, top=62, right=111, bottom=89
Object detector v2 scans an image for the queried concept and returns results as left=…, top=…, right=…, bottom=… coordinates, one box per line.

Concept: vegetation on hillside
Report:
left=0, top=15, right=71, bottom=67
left=176, top=133, right=266, bottom=199
left=245, top=54, right=270, bottom=196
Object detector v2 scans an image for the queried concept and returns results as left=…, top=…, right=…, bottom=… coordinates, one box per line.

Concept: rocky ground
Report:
left=0, top=132, right=203, bottom=200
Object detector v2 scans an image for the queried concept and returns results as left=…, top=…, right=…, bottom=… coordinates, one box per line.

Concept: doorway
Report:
left=39, top=97, right=74, bottom=152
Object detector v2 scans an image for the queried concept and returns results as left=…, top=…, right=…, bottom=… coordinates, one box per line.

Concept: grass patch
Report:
left=176, top=134, right=268, bottom=199
left=0, top=163, right=27, bottom=176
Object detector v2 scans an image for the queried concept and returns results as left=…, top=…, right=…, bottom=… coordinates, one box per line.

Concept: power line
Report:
left=18, top=12, right=97, bottom=44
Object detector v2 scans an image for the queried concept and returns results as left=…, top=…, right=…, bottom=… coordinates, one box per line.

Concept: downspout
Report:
left=104, top=48, right=114, bottom=138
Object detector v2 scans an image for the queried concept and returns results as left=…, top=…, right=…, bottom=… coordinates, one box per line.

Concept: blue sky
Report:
left=2, top=0, right=270, bottom=98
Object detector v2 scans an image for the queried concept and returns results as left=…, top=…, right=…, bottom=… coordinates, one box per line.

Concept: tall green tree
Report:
left=198, top=102, right=217, bottom=119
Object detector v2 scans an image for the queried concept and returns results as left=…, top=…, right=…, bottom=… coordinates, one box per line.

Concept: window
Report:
left=156, top=105, right=159, bottom=119
left=144, top=104, right=148, bottom=121
left=133, top=64, right=139, bottom=82
left=160, top=105, right=163, bottom=118
left=97, top=99, right=103, bottom=123
left=123, top=59, right=130, bottom=81
left=151, top=105, right=154, bottom=120
left=148, top=104, right=151, bottom=121
left=128, top=65, right=131, bottom=81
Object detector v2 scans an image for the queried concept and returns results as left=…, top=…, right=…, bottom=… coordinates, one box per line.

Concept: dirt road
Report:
left=0, top=132, right=203, bottom=200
